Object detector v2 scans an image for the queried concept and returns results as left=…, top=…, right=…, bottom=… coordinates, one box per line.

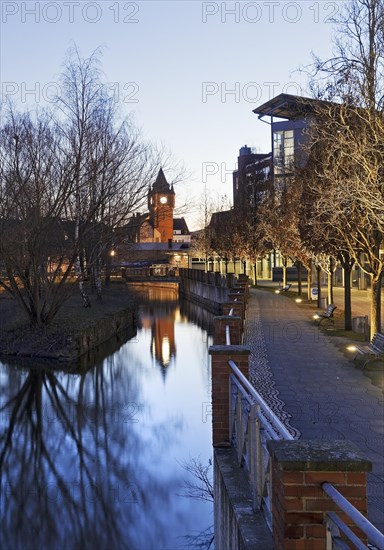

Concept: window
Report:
left=274, top=129, right=294, bottom=175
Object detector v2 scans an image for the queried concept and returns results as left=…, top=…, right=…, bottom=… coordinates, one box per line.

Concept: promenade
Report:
left=258, top=280, right=384, bottom=326
left=244, top=286, right=384, bottom=532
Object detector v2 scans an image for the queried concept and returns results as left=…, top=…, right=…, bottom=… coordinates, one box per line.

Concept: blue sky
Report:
left=1, top=1, right=337, bottom=228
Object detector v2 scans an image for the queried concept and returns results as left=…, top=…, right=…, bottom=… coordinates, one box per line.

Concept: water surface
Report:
left=0, top=291, right=214, bottom=549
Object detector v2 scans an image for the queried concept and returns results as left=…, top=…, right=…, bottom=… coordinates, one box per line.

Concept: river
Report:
left=0, top=287, right=214, bottom=550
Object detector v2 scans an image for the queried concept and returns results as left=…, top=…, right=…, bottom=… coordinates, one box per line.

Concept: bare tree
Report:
left=55, top=47, right=161, bottom=303
left=0, top=109, right=77, bottom=326
left=302, top=0, right=384, bottom=336
left=0, top=47, right=181, bottom=325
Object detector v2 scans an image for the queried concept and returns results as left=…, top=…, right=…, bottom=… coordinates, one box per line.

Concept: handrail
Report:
left=225, top=324, right=231, bottom=345
left=322, top=483, right=384, bottom=550
left=325, top=512, right=367, bottom=550
left=225, top=306, right=235, bottom=345
left=228, top=359, right=294, bottom=441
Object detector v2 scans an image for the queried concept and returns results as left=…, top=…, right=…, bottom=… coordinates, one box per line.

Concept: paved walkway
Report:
left=244, top=287, right=384, bottom=532
left=259, top=280, right=384, bottom=327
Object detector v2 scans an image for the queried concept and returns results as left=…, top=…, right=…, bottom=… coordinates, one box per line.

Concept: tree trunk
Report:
left=95, top=255, right=102, bottom=300
left=344, top=265, right=352, bottom=331
left=317, top=265, right=322, bottom=308
left=327, top=272, right=333, bottom=305
left=282, top=256, right=287, bottom=287
left=243, top=260, right=246, bottom=275
left=307, top=261, right=312, bottom=301
left=74, top=255, right=91, bottom=308
left=370, top=273, right=382, bottom=339
left=105, top=254, right=111, bottom=287
left=327, top=256, right=335, bottom=305
left=253, top=263, right=258, bottom=287
left=74, top=212, right=91, bottom=307
left=297, top=261, right=302, bottom=296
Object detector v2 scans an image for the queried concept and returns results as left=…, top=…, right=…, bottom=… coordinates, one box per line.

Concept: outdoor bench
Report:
left=275, top=284, right=291, bottom=294
left=313, top=304, right=337, bottom=325
left=353, top=332, right=384, bottom=368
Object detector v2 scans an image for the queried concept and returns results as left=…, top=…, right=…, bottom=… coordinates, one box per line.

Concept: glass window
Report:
left=274, top=129, right=295, bottom=174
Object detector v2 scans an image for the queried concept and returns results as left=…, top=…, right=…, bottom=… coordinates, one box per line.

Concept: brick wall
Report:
left=213, top=316, right=242, bottom=345
left=209, top=346, right=250, bottom=447
left=267, top=440, right=372, bottom=550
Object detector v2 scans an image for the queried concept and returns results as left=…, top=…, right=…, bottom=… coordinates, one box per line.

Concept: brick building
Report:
left=118, top=169, right=191, bottom=274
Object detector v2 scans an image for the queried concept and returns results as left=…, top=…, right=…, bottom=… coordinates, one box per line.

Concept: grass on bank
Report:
left=0, top=278, right=136, bottom=361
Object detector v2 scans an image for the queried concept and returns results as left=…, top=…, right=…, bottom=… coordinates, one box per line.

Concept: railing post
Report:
left=208, top=346, right=250, bottom=447
left=267, top=439, right=372, bottom=550
left=228, top=291, right=245, bottom=320
left=248, top=403, right=259, bottom=509
left=235, top=391, right=243, bottom=464
left=213, top=316, right=243, bottom=345
left=222, top=301, right=243, bottom=318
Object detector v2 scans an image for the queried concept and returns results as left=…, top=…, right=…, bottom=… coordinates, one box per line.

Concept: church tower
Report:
left=148, top=168, right=175, bottom=243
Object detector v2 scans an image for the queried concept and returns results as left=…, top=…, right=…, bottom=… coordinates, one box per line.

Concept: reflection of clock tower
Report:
left=148, top=168, right=175, bottom=243
left=151, top=312, right=177, bottom=378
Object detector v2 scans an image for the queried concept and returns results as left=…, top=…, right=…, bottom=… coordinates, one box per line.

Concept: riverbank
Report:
left=0, top=280, right=137, bottom=366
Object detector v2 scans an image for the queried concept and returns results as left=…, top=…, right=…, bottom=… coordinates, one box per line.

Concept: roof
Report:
left=152, top=168, right=175, bottom=194
left=209, top=210, right=233, bottom=227
left=253, top=93, right=330, bottom=120
left=173, top=217, right=190, bottom=234
left=125, top=213, right=150, bottom=229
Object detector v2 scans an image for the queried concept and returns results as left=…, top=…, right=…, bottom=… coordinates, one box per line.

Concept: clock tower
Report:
left=148, top=168, right=175, bottom=243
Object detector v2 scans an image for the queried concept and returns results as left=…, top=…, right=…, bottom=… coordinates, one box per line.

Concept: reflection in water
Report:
left=142, top=303, right=178, bottom=376
left=0, top=287, right=214, bottom=549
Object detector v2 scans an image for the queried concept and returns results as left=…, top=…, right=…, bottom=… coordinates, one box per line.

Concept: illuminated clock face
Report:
left=159, top=196, right=167, bottom=204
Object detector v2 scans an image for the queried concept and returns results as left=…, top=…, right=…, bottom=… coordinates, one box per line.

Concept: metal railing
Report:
left=227, top=359, right=384, bottom=548
left=322, top=482, right=384, bottom=550
left=228, top=359, right=294, bottom=529
left=222, top=280, right=383, bottom=547
left=225, top=307, right=234, bottom=345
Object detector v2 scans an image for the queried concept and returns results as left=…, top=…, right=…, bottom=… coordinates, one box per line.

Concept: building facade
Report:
left=233, top=145, right=272, bottom=210
left=118, top=169, right=191, bottom=274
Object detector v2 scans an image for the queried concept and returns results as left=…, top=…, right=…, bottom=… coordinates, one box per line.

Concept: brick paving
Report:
left=244, top=287, right=384, bottom=532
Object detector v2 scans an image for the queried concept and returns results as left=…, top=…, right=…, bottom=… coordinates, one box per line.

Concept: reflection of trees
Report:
left=0, top=357, right=179, bottom=550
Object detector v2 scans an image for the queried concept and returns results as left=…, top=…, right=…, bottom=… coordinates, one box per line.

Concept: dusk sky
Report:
left=1, top=1, right=338, bottom=228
